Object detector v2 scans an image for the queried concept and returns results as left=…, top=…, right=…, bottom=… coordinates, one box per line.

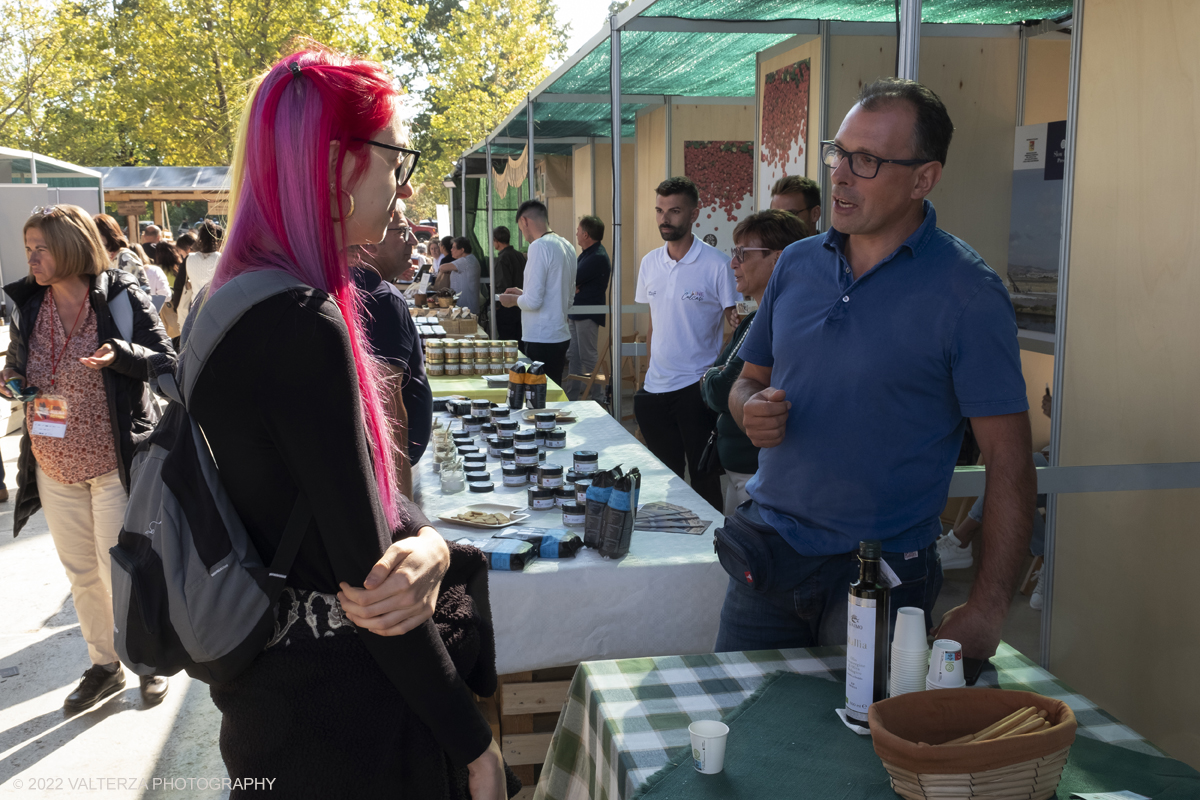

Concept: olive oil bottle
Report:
left=845, top=540, right=889, bottom=724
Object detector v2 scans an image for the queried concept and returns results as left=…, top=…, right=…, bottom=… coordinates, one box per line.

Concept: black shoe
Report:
left=0, top=487, right=9, bottom=502
left=64, top=664, right=126, bottom=711
left=140, top=675, right=169, bottom=705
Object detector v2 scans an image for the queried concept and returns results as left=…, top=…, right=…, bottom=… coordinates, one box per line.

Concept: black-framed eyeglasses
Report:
left=730, top=246, right=772, bottom=262
left=820, top=141, right=931, bottom=179
left=354, top=138, right=421, bottom=187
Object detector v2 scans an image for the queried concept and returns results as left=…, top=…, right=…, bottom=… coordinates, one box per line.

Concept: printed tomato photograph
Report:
left=758, top=58, right=811, bottom=202
left=684, top=140, right=753, bottom=253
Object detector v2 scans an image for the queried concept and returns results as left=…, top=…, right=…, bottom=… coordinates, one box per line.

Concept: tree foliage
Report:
left=0, top=0, right=565, bottom=226
left=405, top=0, right=567, bottom=221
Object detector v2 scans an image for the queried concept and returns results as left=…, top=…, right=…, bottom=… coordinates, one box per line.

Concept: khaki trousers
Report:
left=36, top=465, right=127, bottom=666
left=722, top=469, right=755, bottom=519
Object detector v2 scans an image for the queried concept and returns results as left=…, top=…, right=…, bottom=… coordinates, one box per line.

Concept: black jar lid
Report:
left=561, top=501, right=586, bottom=514
left=513, top=429, right=536, bottom=442
left=537, top=464, right=564, bottom=476
left=527, top=487, right=553, bottom=499
left=499, top=448, right=517, bottom=459
left=468, top=481, right=495, bottom=493
left=514, top=444, right=539, bottom=455
left=502, top=466, right=527, bottom=477
left=573, top=450, right=599, bottom=461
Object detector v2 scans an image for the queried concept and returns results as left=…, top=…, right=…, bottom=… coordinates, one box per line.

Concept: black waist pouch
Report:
left=714, top=504, right=835, bottom=594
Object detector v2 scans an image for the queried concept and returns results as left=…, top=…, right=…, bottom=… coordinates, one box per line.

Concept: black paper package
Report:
left=507, top=362, right=526, bottom=410
left=583, top=465, right=623, bottom=549
left=454, top=537, right=537, bottom=571
left=598, top=468, right=640, bottom=559
left=524, top=361, right=548, bottom=409
left=494, top=527, right=583, bottom=558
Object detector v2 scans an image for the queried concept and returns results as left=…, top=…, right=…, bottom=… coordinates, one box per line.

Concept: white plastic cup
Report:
left=927, top=639, right=966, bottom=688
left=689, top=720, right=730, bottom=774
left=893, top=607, right=928, bottom=653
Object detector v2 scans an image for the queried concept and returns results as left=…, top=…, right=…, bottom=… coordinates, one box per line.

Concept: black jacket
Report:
left=4, top=269, right=176, bottom=536
left=569, top=242, right=610, bottom=326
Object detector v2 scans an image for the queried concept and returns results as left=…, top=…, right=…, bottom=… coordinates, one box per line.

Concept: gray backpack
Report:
left=110, top=270, right=312, bottom=683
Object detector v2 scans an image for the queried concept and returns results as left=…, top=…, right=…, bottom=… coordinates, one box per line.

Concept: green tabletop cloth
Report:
left=633, top=672, right=1200, bottom=800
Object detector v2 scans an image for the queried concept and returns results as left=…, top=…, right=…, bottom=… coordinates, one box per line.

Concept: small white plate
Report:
left=438, top=503, right=529, bottom=529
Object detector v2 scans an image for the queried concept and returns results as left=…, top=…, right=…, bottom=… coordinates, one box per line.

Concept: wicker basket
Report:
left=868, top=688, right=1077, bottom=800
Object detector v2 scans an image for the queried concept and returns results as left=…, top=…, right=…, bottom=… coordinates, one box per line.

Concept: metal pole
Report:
left=527, top=96, right=536, bottom=200
left=818, top=20, right=832, bottom=231
left=665, top=95, right=673, bottom=180
left=30, top=153, right=38, bottom=185
left=897, top=0, right=922, bottom=80
left=1016, top=27, right=1029, bottom=126
left=609, top=15, right=624, bottom=421
left=1041, top=0, right=1084, bottom=670
left=486, top=141, right=497, bottom=339
left=460, top=159, right=467, bottom=242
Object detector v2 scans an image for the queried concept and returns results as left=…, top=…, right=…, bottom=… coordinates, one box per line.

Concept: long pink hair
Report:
left=212, top=48, right=402, bottom=529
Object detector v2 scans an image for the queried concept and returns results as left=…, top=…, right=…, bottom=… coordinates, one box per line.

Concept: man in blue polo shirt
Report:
left=718, top=78, right=1036, bottom=661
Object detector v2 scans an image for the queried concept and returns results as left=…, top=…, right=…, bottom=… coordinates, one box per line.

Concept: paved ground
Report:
left=0, top=425, right=229, bottom=799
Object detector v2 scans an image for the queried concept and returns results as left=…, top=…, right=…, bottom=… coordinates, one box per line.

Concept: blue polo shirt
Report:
left=739, top=201, right=1028, bottom=557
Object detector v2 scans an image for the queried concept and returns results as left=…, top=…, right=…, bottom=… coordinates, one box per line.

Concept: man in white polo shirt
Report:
left=634, top=177, right=739, bottom=510
left=500, top=199, right=577, bottom=386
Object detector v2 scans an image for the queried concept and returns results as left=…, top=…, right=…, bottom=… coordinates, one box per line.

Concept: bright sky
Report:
left=554, top=0, right=613, bottom=65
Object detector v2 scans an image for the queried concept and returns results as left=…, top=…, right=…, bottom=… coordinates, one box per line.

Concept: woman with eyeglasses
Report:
left=702, top=210, right=809, bottom=516
left=2, top=204, right=175, bottom=710
left=189, top=50, right=508, bottom=799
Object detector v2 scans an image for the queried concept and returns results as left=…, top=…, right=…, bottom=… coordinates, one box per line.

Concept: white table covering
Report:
left=415, top=401, right=729, bottom=675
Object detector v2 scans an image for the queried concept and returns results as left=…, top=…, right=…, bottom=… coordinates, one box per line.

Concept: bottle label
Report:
left=845, top=594, right=877, bottom=722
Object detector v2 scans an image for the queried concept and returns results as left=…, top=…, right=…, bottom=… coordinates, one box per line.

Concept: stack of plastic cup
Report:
left=926, top=639, right=967, bottom=690
left=888, top=607, right=930, bottom=697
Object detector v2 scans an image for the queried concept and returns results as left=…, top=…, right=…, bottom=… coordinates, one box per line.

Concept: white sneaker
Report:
left=1030, top=569, right=1044, bottom=611
left=936, top=532, right=973, bottom=570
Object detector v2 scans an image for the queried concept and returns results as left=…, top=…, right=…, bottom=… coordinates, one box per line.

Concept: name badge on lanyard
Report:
left=33, top=294, right=90, bottom=439
left=30, top=395, right=68, bottom=438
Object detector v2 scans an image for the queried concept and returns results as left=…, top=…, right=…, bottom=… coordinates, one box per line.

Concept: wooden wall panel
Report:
left=635, top=107, right=668, bottom=271
left=919, top=37, right=1020, bottom=282
left=1024, top=38, right=1071, bottom=126
left=1052, top=0, right=1200, bottom=769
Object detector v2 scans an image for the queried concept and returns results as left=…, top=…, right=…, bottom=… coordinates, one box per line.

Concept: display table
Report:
left=414, top=401, right=726, bottom=675
left=532, top=643, right=1163, bottom=800
left=427, top=373, right=568, bottom=404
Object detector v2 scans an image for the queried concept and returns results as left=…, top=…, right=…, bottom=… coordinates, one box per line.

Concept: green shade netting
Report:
left=640, top=0, right=1071, bottom=24
left=494, top=103, right=643, bottom=141
left=548, top=31, right=788, bottom=97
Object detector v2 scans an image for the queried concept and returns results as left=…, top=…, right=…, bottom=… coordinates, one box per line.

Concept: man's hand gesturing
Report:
left=742, top=387, right=790, bottom=448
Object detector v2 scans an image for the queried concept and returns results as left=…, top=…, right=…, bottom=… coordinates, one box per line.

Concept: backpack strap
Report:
left=264, top=493, right=313, bottom=597
left=108, top=290, right=135, bottom=343
left=177, top=270, right=310, bottom=407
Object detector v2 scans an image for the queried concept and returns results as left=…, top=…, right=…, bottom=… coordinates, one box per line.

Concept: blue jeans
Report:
left=714, top=502, right=944, bottom=652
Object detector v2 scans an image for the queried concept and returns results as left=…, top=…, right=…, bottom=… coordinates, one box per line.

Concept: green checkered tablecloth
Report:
left=531, top=643, right=1161, bottom=800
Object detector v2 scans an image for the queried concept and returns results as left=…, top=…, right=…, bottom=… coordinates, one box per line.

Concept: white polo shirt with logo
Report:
left=635, top=236, right=739, bottom=394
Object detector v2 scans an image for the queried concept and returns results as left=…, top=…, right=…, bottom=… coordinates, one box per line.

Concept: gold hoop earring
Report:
left=332, top=186, right=355, bottom=221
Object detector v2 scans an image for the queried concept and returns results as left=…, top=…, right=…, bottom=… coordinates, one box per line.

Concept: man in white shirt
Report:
left=500, top=199, right=576, bottom=386
left=634, top=177, right=739, bottom=510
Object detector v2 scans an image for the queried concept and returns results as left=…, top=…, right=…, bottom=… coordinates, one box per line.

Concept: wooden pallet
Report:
left=490, top=666, right=578, bottom=791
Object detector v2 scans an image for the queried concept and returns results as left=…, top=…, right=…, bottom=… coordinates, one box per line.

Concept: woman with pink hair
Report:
left=189, top=49, right=506, bottom=798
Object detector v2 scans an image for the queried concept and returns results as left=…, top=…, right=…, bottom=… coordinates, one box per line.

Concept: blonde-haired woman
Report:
left=2, top=205, right=175, bottom=710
